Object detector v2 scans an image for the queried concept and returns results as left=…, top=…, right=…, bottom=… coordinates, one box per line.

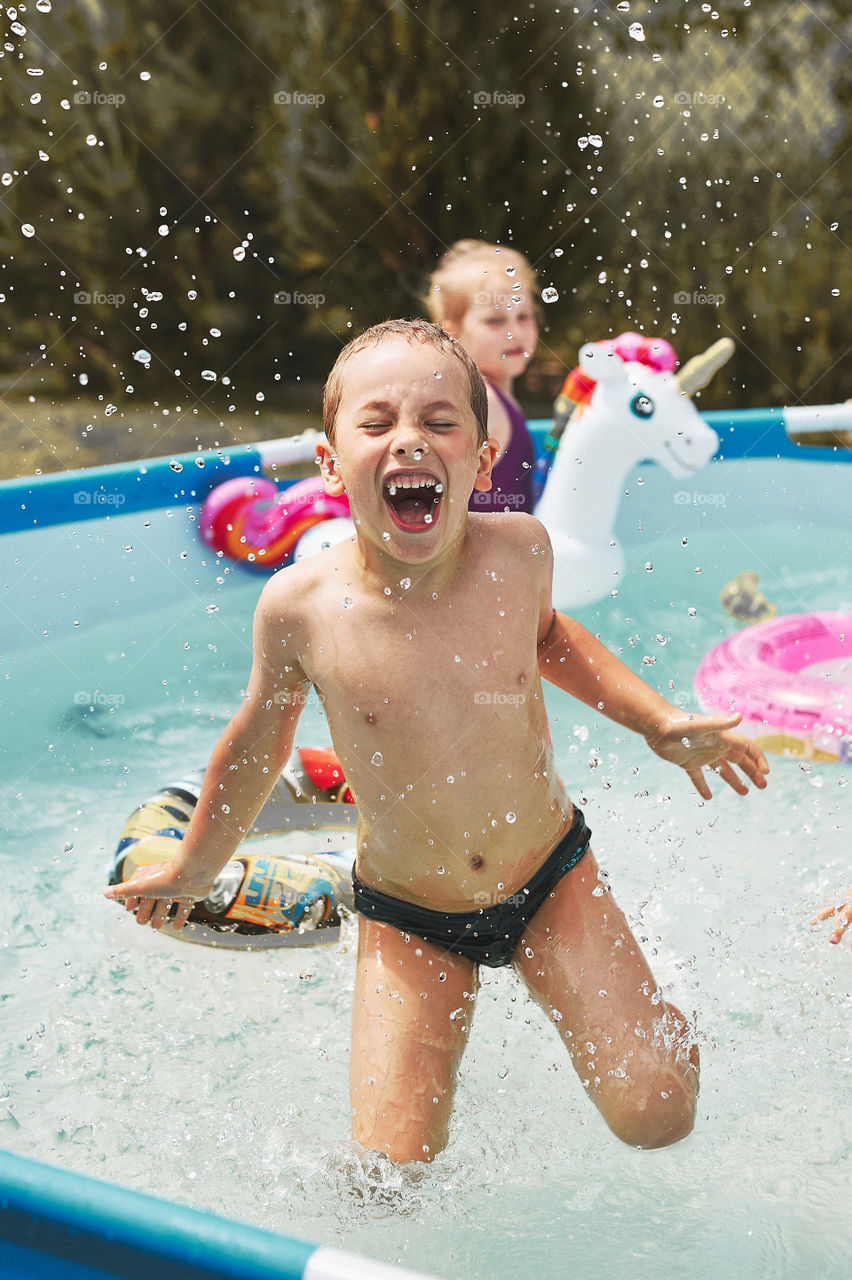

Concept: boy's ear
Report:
left=472, top=438, right=497, bottom=492
left=316, top=441, right=346, bottom=496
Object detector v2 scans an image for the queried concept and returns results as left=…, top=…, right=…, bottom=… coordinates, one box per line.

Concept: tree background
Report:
left=0, top=0, right=849, bottom=471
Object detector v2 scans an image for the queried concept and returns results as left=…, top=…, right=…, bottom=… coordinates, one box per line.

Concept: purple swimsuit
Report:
left=470, top=382, right=536, bottom=513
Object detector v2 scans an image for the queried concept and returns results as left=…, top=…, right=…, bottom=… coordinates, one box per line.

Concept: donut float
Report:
left=109, top=746, right=357, bottom=948
left=200, top=476, right=350, bottom=568
left=694, top=611, right=852, bottom=762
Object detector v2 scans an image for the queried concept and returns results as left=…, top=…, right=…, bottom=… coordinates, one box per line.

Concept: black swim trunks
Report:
left=351, top=807, right=591, bottom=968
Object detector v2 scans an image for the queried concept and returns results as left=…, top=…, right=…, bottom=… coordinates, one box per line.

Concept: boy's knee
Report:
left=605, top=1073, right=698, bottom=1150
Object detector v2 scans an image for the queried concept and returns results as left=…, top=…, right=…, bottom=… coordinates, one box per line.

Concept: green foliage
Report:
left=0, top=0, right=849, bottom=412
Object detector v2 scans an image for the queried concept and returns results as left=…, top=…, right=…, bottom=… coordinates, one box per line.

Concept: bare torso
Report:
left=261, top=513, right=573, bottom=908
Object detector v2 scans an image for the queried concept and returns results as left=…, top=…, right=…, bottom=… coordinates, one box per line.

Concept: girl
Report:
left=426, top=240, right=539, bottom=513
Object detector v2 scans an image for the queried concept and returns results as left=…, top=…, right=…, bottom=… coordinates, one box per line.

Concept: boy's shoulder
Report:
left=468, top=509, right=551, bottom=555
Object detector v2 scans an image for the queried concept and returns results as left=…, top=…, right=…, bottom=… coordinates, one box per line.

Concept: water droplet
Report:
left=399, top=578, right=411, bottom=590
left=21, top=224, right=35, bottom=238
left=645, top=562, right=654, bottom=572
left=233, top=246, right=246, bottom=261
left=37, top=0, right=52, bottom=10
left=524, top=947, right=535, bottom=959
left=438, top=971, right=447, bottom=982
left=133, top=349, right=151, bottom=365
left=139, top=70, right=151, bottom=82
left=383, top=586, right=392, bottom=596
left=342, top=597, right=353, bottom=609
left=371, top=752, right=383, bottom=766
left=688, top=607, right=697, bottom=617
left=104, top=403, right=117, bottom=416
left=221, top=804, right=230, bottom=814
left=655, top=634, right=667, bottom=645
left=433, top=370, right=443, bottom=379
left=63, top=841, right=74, bottom=853
left=255, top=392, right=265, bottom=402
left=506, top=811, right=516, bottom=823
left=201, top=369, right=217, bottom=381
left=169, top=459, right=183, bottom=472
left=381, top=531, right=391, bottom=541
left=589, top=134, right=603, bottom=147
left=85, top=134, right=98, bottom=147
left=628, top=21, right=645, bottom=40
left=194, top=456, right=205, bottom=469
left=436, top=865, right=446, bottom=875
left=541, top=286, right=559, bottom=304
left=206, top=604, right=219, bottom=614
left=446, top=775, right=455, bottom=784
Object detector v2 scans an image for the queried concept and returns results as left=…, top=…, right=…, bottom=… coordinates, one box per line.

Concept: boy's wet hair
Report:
left=323, top=318, right=489, bottom=446
left=425, top=240, right=539, bottom=330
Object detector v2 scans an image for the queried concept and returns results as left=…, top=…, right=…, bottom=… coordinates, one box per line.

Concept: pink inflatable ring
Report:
left=695, top=611, right=852, bottom=763
left=200, top=476, right=350, bottom=569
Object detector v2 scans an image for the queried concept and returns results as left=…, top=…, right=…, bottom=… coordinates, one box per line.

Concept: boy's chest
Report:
left=302, top=591, right=537, bottom=724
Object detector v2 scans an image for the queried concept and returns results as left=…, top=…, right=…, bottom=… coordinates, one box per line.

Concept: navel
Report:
left=469, top=854, right=485, bottom=871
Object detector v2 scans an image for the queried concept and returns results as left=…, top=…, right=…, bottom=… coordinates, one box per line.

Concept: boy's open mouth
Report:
left=383, top=474, right=444, bottom=531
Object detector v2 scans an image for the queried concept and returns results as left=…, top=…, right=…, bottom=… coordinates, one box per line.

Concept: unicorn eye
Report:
left=630, top=393, right=654, bottom=418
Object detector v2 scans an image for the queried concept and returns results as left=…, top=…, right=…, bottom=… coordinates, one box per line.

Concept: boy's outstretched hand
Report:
left=104, top=859, right=210, bottom=931
left=810, top=887, right=852, bottom=946
left=645, top=711, right=770, bottom=800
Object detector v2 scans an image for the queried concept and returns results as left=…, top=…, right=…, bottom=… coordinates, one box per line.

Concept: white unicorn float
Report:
left=535, top=333, right=733, bottom=605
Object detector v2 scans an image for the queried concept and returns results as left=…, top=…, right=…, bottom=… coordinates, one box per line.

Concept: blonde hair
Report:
left=322, top=318, right=489, bottom=447
left=426, top=240, right=538, bottom=329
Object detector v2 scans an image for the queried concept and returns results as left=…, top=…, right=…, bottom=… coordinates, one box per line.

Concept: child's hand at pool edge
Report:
left=104, top=859, right=214, bottom=931
left=810, top=887, right=852, bottom=946
left=644, top=711, right=770, bottom=800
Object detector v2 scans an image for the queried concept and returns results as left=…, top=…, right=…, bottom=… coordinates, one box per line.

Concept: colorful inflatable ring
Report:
left=200, top=476, right=350, bottom=569
left=695, top=611, right=852, bottom=762
left=109, top=747, right=357, bottom=948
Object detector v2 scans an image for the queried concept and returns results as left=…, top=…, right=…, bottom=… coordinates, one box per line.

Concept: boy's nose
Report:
left=392, top=428, right=429, bottom=458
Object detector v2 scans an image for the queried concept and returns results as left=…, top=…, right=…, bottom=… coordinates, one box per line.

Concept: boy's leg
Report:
left=350, top=916, right=478, bottom=1163
left=514, top=849, right=699, bottom=1150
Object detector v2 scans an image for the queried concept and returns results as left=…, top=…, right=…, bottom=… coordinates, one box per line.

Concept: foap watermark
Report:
left=240, top=688, right=314, bottom=708
left=473, top=90, right=525, bottom=107
left=73, top=489, right=126, bottom=507
left=74, top=689, right=126, bottom=708
left=471, top=491, right=527, bottom=508
left=674, top=290, right=724, bottom=307
left=74, top=290, right=125, bottom=307
left=274, top=90, right=325, bottom=106
left=673, top=489, right=727, bottom=509
left=73, top=90, right=126, bottom=106
left=473, top=690, right=526, bottom=706
left=472, top=289, right=524, bottom=309
left=673, top=90, right=726, bottom=107
left=274, top=291, right=325, bottom=307
left=473, top=888, right=529, bottom=908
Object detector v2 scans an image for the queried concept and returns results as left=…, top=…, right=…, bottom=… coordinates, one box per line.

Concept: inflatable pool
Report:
left=694, top=611, right=852, bottom=762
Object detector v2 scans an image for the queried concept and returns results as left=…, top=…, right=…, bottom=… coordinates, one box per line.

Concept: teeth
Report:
left=385, top=476, right=439, bottom=492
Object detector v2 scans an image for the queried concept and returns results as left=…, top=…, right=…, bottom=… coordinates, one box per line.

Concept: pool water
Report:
left=1, top=462, right=850, bottom=1280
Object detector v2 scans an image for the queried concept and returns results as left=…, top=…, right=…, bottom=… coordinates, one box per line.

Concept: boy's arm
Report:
left=104, top=581, right=310, bottom=929
left=536, top=604, right=769, bottom=800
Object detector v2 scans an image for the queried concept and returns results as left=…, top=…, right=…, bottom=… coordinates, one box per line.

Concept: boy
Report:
left=106, top=320, right=769, bottom=1163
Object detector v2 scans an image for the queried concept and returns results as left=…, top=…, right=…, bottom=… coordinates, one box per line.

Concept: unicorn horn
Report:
left=675, top=337, right=735, bottom=396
